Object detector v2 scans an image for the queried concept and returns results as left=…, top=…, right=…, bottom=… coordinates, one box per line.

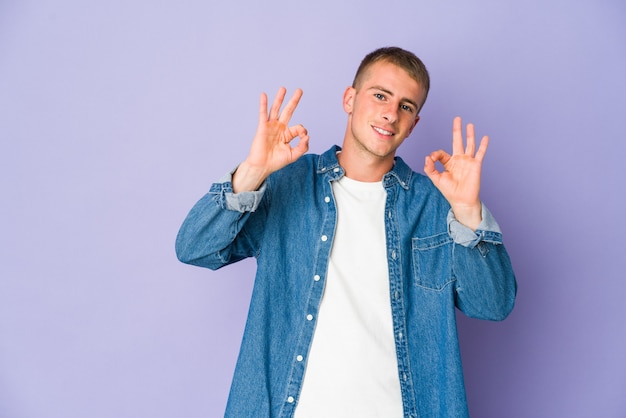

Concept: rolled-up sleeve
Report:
left=215, top=170, right=266, bottom=213
left=447, top=203, right=503, bottom=248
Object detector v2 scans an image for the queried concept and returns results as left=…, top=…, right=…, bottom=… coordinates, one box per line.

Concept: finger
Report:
left=279, top=88, right=303, bottom=124
left=452, top=116, right=463, bottom=155
left=465, top=123, right=476, bottom=156
left=283, top=124, right=308, bottom=144
left=269, top=87, right=287, bottom=120
left=290, top=126, right=310, bottom=159
left=288, top=124, right=308, bottom=141
left=475, top=135, right=489, bottom=162
left=430, top=149, right=451, bottom=166
left=258, top=92, right=268, bottom=124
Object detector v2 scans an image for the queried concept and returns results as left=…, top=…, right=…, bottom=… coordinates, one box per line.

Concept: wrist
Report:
left=450, top=202, right=482, bottom=231
left=232, top=161, right=269, bottom=193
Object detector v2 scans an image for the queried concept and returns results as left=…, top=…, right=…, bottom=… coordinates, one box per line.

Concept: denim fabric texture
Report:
left=175, top=145, right=517, bottom=418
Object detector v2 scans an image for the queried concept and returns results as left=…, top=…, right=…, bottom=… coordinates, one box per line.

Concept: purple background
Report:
left=1, top=1, right=625, bottom=417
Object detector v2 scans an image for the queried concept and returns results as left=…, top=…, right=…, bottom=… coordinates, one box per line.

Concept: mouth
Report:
left=372, top=125, right=395, bottom=137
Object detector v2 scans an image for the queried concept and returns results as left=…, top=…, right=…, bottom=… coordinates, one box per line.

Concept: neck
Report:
left=337, top=145, right=394, bottom=182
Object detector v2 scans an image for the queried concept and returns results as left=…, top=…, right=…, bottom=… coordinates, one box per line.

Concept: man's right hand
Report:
left=232, top=87, right=309, bottom=193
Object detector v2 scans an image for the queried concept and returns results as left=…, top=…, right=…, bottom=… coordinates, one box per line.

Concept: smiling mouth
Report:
left=372, top=126, right=394, bottom=137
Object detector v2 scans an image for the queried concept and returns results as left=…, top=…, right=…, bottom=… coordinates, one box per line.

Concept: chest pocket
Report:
left=412, top=232, right=454, bottom=291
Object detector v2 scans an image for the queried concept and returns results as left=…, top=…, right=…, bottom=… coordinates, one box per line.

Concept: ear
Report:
left=408, top=115, right=420, bottom=135
left=343, top=86, right=356, bottom=114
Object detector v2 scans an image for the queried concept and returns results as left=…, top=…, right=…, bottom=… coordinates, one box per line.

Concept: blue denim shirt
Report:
left=176, top=146, right=517, bottom=418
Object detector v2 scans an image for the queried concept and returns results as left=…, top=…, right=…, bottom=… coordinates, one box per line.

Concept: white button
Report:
left=314, top=275, right=320, bottom=281
left=321, top=235, right=328, bottom=242
left=391, top=250, right=397, bottom=259
left=324, top=196, right=330, bottom=203
left=297, top=355, right=303, bottom=362
left=398, top=332, right=403, bottom=339
left=307, top=314, right=313, bottom=321
left=333, top=167, right=340, bottom=172
left=287, top=396, right=295, bottom=403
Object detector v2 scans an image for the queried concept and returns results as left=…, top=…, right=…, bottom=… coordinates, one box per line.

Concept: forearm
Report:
left=175, top=173, right=266, bottom=269
left=453, top=241, right=517, bottom=321
left=232, top=160, right=271, bottom=193
left=449, top=205, right=517, bottom=320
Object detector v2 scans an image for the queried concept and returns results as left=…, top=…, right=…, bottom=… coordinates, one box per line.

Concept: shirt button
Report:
left=333, top=167, right=340, bottom=173
left=297, top=355, right=303, bottom=362
left=287, top=396, right=295, bottom=403
left=314, top=275, right=320, bottom=282
left=321, top=235, right=328, bottom=242
left=307, top=314, right=313, bottom=321
left=398, top=332, right=403, bottom=339
left=324, top=196, right=330, bottom=203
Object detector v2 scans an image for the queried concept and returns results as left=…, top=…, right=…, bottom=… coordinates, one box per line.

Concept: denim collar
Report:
left=317, top=145, right=413, bottom=190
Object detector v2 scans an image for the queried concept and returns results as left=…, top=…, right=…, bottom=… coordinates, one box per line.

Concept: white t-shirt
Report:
left=294, top=176, right=403, bottom=417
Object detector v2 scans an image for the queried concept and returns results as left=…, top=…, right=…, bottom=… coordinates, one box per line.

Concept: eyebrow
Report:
left=368, top=85, right=419, bottom=110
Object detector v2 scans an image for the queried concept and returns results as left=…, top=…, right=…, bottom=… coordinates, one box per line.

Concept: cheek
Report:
left=401, top=115, right=416, bottom=130
left=350, top=103, right=366, bottom=121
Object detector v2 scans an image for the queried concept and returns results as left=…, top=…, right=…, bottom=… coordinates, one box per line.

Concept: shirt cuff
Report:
left=212, top=168, right=266, bottom=213
left=447, top=203, right=503, bottom=247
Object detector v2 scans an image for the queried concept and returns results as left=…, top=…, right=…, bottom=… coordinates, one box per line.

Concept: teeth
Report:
left=373, top=126, right=393, bottom=136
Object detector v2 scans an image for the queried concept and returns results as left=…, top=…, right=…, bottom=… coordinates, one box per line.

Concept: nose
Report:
left=381, top=103, right=398, bottom=123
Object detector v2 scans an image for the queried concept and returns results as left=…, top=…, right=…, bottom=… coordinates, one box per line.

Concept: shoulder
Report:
left=265, top=152, right=321, bottom=193
left=411, top=171, right=438, bottom=192
left=394, top=161, right=448, bottom=210
left=393, top=156, right=441, bottom=196
left=270, top=146, right=339, bottom=181
left=274, top=153, right=319, bottom=177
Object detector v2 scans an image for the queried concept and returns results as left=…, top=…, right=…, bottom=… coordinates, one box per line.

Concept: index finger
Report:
left=278, top=88, right=303, bottom=124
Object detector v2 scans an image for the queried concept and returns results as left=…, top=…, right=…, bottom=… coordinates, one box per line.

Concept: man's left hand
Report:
left=424, top=116, right=488, bottom=231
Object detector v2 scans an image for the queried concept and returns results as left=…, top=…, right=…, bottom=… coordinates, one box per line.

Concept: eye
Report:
left=374, top=93, right=385, bottom=100
left=400, top=104, right=414, bottom=113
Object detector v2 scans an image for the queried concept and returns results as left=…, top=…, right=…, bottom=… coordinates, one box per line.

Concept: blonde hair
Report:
left=353, top=47, right=430, bottom=112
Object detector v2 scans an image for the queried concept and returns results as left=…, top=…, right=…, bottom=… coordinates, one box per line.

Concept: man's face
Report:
left=343, top=60, right=425, bottom=163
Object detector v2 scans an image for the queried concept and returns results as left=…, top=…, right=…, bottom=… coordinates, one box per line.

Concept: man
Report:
left=176, top=47, right=516, bottom=417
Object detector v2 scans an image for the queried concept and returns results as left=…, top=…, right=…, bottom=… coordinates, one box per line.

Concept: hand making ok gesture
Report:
left=424, top=117, right=489, bottom=231
left=232, top=87, right=309, bottom=193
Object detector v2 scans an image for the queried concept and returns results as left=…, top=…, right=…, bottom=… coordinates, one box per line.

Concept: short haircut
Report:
left=352, top=47, right=430, bottom=112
